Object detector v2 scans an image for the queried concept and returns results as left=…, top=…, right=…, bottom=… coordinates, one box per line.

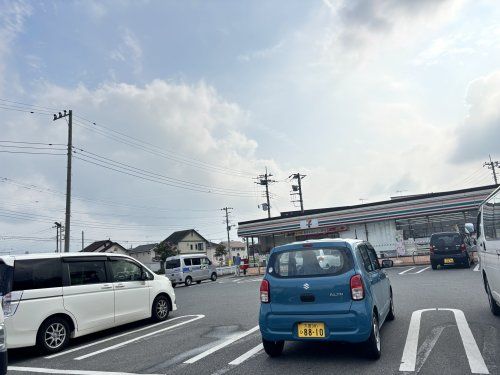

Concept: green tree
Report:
left=155, top=241, right=178, bottom=273
left=214, top=243, right=227, bottom=265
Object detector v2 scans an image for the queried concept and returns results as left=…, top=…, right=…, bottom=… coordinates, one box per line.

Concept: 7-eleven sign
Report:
left=300, top=218, right=319, bottom=229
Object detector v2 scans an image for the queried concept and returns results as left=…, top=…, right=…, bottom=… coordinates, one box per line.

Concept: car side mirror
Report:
left=464, top=223, right=475, bottom=234
left=381, top=260, right=393, bottom=268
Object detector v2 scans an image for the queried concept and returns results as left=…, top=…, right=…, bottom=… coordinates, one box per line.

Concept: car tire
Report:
left=364, top=314, right=381, bottom=360
left=196, top=280, right=201, bottom=284
left=485, top=278, right=500, bottom=316
left=37, top=317, right=71, bottom=354
left=185, top=276, right=193, bottom=286
left=262, top=338, right=284, bottom=357
left=431, top=262, right=438, bottom=270
left=211, top=272, right=217, bottom=281
left=152, top=295, right=170, bottom=322
left=386, top=292, right=395, bottom=321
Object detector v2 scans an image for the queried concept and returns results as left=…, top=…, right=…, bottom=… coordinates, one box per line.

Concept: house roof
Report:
left=164, top=229, right=209, bottom=244
left=129, top=243, right=158, bottom=254
left=82, top=240, right=126, bottom=253
left=221, top=241, right=246, bottom=248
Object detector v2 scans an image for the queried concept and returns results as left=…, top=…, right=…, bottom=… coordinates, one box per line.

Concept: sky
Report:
left=0, top=0, right=500, bottom=253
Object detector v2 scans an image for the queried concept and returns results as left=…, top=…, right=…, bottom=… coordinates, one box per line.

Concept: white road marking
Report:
left=74, top=314, right=205, bottom=360
left=400, top=308, right=489, bottom=374
left=237, top=278, right=262, bottom=284
left=8, top=367, right=162, bottom=375
left=439, top=308, right=489, bottom=374
left=46, top=315, right=199, bottom=359
left=184, top=325, right=260, bottom=364
left=399, top=308, right=435, bottom=372
left=415, top=326, right=445, bottom=373
left=415, top=266, right=431, bottom=274
left=398, top=267, right=416, bottom=275
left=228, top=343, right=263, bottom=365
left=474, top=263, right=480, bottom=272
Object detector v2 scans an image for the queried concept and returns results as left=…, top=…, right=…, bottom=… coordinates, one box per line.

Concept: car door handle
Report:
left=115, top=283, right=125, bottom=288
left=101, top=285, right=113, bottom=290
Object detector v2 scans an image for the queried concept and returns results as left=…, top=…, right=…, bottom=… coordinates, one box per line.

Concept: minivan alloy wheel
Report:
left=156, top=299, right=169, bottom=319
left=44, top=323, right=66, bottom=349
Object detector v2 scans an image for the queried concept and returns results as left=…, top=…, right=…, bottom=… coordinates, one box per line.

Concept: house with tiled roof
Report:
left=164, top=229, right=209, bottom=254
left=81, top=240, right=128, bottom=255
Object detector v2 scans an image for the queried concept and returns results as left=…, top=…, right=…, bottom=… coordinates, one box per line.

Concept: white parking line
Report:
left=46, top=315, right=200, bottom=359
left=8, top=367, right=162, bottom=375
left=74, top=314, right=205, bottom=360
left=399, top=267, right=416, bottom=275
left=184, top=325, right=260, bottom=364
left=228, top=343, right=263, bottom=365
left=415, top=266, right=431, bottom=274
left=473, top=263, right=480, bottom=272
left=400, top=308, right=489, bottom=374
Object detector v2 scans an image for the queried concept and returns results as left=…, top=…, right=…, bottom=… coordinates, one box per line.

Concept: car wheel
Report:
left=185, top=276, right=193, bottom=286
left=364, top=314, right=381, bottom=360
left=152, top=295, right=170, bottom=321
left=431, top=262, right=437, bottom=270
left=485, top=278, right=500, bottom=316
left=196, top=280, right=201, bottom=284
left=262, top=338, right=284, bottom=357
left=37, top=317, right=70, bottom=353
left=211, top=272, right=217, bottom=281
left=386, top=292, right=395, bottom=321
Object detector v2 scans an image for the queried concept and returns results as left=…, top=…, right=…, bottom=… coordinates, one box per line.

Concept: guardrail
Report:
left=216, top=265, right=236, bottom=276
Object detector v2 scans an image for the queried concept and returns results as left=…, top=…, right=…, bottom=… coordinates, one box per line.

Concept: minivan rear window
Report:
left=13, top=259, right=62, bottom=291
left=166, top=259, right=180, bottom=269
left=0, top=262, right=13, bottom=295
left=430, top=233, right=462, bottom=248
left=269, top=247, right=353, bottom=278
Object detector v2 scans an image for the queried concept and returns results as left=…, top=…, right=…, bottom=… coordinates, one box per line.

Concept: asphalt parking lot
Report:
left=7, top=264, right=500, bottom=375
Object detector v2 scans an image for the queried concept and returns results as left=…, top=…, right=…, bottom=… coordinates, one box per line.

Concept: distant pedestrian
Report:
left=235, top=253, right=241, bottom=276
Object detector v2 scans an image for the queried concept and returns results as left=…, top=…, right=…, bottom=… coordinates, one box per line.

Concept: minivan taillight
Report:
left=2, top=291, right=22, bottom=317
left=429, top=245, right=435, bottom=254
left=460, top=244, right=466, bottom=252
left=260, top=280, right=270, bottom=303
left=350, top=274, right=364, bottom=301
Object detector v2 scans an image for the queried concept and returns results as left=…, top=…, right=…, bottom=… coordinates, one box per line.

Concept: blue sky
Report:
left=1, top=0, right=500, bottom=252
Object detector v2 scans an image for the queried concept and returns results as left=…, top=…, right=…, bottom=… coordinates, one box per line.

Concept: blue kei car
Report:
left=259, top=239, right=395, bottom=359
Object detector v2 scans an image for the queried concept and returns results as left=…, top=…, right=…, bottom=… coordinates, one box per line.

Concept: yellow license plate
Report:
left=444, top=258, right=454, bottom=264
left=297, top=322, right=326, bottom=338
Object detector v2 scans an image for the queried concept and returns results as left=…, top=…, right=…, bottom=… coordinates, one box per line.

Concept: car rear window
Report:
left=0, top=262, right=13, bottom=295
left=431, top=233, right=462, bottom=247
left=268, top=247, right=353, bottom=278
left=166, top=259, right=180, bottom=269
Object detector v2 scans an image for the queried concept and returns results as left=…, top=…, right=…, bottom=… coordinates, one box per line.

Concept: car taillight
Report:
left=350, top=274, right=364, bottom=301
left=429, top=245, right=435, bottom=254
left=260, top=280, right=270, bottom=303
left=460, top=244, right=466, bottom=252
left=2, top=291, right=22, bottom=317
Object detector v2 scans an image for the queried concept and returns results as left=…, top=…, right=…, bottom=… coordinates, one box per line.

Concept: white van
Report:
left=466, top=185, right=500, bottom=316
left=0, top=252, right=176, bottom=353
left=166, top=254, right=218, bottom=287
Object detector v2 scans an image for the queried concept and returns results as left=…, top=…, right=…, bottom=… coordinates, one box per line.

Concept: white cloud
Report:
left=110, top=29, right=143, bottom=75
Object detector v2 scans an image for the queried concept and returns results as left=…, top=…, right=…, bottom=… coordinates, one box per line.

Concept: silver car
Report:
left=165, top=254, right=218, bottom=287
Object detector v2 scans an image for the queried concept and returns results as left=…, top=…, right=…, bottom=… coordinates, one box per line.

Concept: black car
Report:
left=429, top=232, right=474, bottom=270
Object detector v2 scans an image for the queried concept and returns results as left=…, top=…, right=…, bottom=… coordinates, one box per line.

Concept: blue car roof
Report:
left=270, top=238, right=363, bottom=255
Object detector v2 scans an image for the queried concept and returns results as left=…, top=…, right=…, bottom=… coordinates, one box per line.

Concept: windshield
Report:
left=0, top=262, right=13, bottom=295
left=166, top=259, right=181, bottom=269
left=269, top=247, right=353, bottom=278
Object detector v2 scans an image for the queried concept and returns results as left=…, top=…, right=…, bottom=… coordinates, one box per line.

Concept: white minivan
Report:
left=466, top=185, right=500, bottom=316
left=0, top=252, right=176, bottom=353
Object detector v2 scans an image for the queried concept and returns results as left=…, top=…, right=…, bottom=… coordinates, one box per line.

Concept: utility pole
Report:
left=221, top=207, right=233, bottom=262
left=53, top=110, right=72, bottom=252
left=81, top=231, right=84, bottom=251
left=255, top=167, right=275, bottom=218
left=483, top=154, right=499, bottom=185
left=53, top=222, right=61, bottom=253
left=289, top=173, right=306, bottom=213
